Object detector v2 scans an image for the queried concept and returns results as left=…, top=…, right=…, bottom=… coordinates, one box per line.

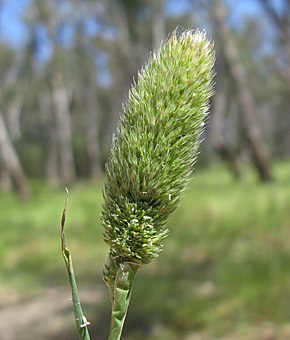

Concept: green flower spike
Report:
left=101, top=29, right=215, bottom=340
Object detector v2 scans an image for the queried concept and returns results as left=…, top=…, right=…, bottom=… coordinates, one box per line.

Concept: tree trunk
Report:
left=210, top=80, right=242, bottom=179
left=0, top=164, right=12, bottom=192
left=259, top=0, right=290, bottom=82
left=113, top=1, right=138, bottom=87
left=0, top=112, right=29, bottom=199
left=84, top=84, right=101, bottom=179
left=6, top=95, right=23, bottom=141
left=150, top=0, right=166, bottom=51
left=51, top=73, right=76, bottom=184
left=46, top=131, right=59, bottom=188
left=39, top=86, right=60, bottom=188
left=212, top=0, right=273, bottom=181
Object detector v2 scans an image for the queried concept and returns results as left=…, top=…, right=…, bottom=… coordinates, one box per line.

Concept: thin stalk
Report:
left=108, top=262, right=139, bottom=340
left=61, top=188, right=91, bottom=340
left=101, top=30, right=215, bottom=339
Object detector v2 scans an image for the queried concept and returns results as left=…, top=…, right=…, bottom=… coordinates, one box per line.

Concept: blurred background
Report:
left=0, top=0, right=290, bottom=339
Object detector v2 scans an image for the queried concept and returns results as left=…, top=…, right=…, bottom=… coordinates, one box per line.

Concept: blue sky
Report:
left=0, top=0, right=270, bottom=48
left=0, top=0, right=31, bottom=47
left=0, top=0, right=281, bottom=87
left=0, top=0, right=282, bottom=61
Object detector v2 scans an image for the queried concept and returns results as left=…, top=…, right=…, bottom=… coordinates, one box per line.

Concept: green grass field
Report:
left=1, top=162, right=290, bottom=339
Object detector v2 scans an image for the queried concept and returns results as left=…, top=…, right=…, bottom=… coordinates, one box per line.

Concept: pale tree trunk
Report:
left=210, top=80, right=241, bottom=179
left=259, top=0, right=290, bottom=158
left=259, top=0, right=290, bottom=83
left=84, top=83, right=101, bottom=179
left=106, top=1, right=139, bottom=141
left=74, top=25, right=102, bottom=179
left=111, top=0, right=150, bottom=90
left=113, top=1, right=137, bottom=87
left=51, top=73, right=76, bottom=184
left=40, top=86, right=60, bottom=187
left=0, top=112, right=29, bottom=199
left=0, top=164, right=12, bottom=192
left=6, top=95, right=23, bottom=141
left=150, top=0, right=166, bottom=51
left=212, top=0, right=273, bottom=181
left=33, top=1, right=75, bottom=185
left=47, top=136, right=59, bottom=187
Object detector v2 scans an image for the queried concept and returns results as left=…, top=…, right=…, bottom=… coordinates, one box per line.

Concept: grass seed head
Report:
left=101, top=29, right=215, bottom=269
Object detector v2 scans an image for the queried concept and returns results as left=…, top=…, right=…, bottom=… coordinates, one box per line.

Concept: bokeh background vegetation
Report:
left=1, top=0, right=290, bottom=339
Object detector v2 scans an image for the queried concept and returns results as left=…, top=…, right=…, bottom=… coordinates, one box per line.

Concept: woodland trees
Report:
left=0, top=0, right=288, bottom=198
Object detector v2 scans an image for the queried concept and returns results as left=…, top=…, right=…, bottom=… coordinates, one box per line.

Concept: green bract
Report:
left=101, top=30, right=215, bottom=276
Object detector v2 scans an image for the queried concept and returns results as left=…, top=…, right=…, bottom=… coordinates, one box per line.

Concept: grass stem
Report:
left=61, top=188, right=91, bottom=340
left=108, top=262, right=139, bottom=340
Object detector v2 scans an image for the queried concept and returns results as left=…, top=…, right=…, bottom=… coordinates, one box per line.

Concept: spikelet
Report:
left=101, top=30, right=215, bottom=284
